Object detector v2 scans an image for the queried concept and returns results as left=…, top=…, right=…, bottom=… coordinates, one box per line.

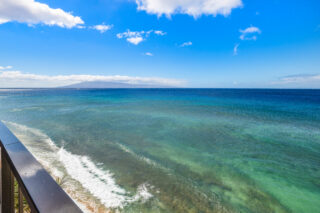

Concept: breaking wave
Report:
left=3, top=121, right=153, bottom=212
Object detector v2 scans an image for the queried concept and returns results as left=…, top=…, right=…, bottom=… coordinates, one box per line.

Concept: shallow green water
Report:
left=0, top=89, right=319, bottom=212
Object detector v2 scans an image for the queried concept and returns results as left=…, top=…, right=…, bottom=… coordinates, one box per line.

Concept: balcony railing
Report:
left=0, top=121, right=82, bottom=213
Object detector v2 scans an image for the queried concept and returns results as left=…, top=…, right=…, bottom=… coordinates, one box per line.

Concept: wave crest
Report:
left=3, top=121, right=153, bottom=212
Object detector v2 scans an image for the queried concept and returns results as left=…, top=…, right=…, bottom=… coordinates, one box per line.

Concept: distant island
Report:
left=62, top=81, right=175, bottom=89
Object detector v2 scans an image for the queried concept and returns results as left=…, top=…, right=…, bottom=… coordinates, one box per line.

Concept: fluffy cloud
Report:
left=154, top=30, right=166, bottom=35
left=117, top=30, right=146, bottom=45
left=0, top=65, right=12, bottom=70
left=91, top=24, right=113, bottom=33
left=180, top=41, right=192, bottom=47
left=144, top=52, right=153, bottom=56
left=117, top=30, right=165, bottom=45
left=239, top=26, right=261, bottom=40
left=0, top=70, right=185, bottom=87
left=0, top=0, right=84, bottom=28
left=135, top=0, right=242, bottom=18
left=127, top=36, right=144, bottom=45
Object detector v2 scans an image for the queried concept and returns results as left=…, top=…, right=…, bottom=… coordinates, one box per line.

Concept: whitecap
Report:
left=57, top=147, right=129, bottom=208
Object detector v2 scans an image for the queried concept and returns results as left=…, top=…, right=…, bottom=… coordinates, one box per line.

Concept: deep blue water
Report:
left=0, top=89, right=319, bottom=213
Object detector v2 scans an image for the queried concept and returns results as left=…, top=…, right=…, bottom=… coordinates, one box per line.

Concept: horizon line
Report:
left=1, top=87, right=320, bottom=90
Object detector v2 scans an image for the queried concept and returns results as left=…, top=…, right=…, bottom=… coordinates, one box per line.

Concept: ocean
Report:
left=0, top=89, right=319, bottom=213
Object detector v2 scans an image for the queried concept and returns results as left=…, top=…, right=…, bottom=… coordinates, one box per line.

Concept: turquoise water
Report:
left=0, top=89, right=319, bottom=213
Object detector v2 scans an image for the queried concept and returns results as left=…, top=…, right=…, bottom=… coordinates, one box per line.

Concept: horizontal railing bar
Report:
left=0, top=121, right=82, bottom=213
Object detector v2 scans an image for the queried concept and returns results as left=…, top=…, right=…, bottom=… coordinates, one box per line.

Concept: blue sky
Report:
left=0, top=0, right=319, bottom=88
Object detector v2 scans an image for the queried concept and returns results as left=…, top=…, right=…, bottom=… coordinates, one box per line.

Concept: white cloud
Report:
left=0, top=0, right=84, bottom=28
left=0, top=70, right=186, bottom=87
left=0, top=65, right=13, bottom=70
left=135, top=0, right=242, bottom=18
left=91, top=24, right=113, bottom=33
left=233, top=43, right=239, bottom=55
left=0, top=18, right=9, bottom=24
left=117, top=30, right=147, bottom=45
left=144, top=52, right=153, bottom=56
left=180, top=41, right=192, bottom=47
left=127, top=36, right=144, bottom=45
left=154, top=30, right=166, bottom=35
left=117, top=31, right=139, bottom=39
left=117, top=30, right=165, bottom=45
left=276, top=74, right=320, bottom=84
left=240, top=26, right=261, bottom=34
left=239, top=26, right=261, bottom=40
left=271, top=74, right=320, bottom=88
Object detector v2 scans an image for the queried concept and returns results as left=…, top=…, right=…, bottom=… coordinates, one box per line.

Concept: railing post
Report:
left=18, top=186, right=24, bottom=213
left=1, top=149, right=15, bottom=213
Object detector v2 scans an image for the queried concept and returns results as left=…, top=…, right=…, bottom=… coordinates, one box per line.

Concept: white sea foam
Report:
left=3, top=121, right=154, bottom=211
left=135, top=183, right=154, bottom=202
left=56, top=148, right=154, bottom=208
left=57, top=147, right=129, bottom=208
left=10, top=107, right=44, bottom=112
left=117, top=143, right=159, bottom=167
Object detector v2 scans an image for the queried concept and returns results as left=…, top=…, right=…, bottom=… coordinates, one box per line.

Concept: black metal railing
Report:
left=0, top=121, right=82, bottom=213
